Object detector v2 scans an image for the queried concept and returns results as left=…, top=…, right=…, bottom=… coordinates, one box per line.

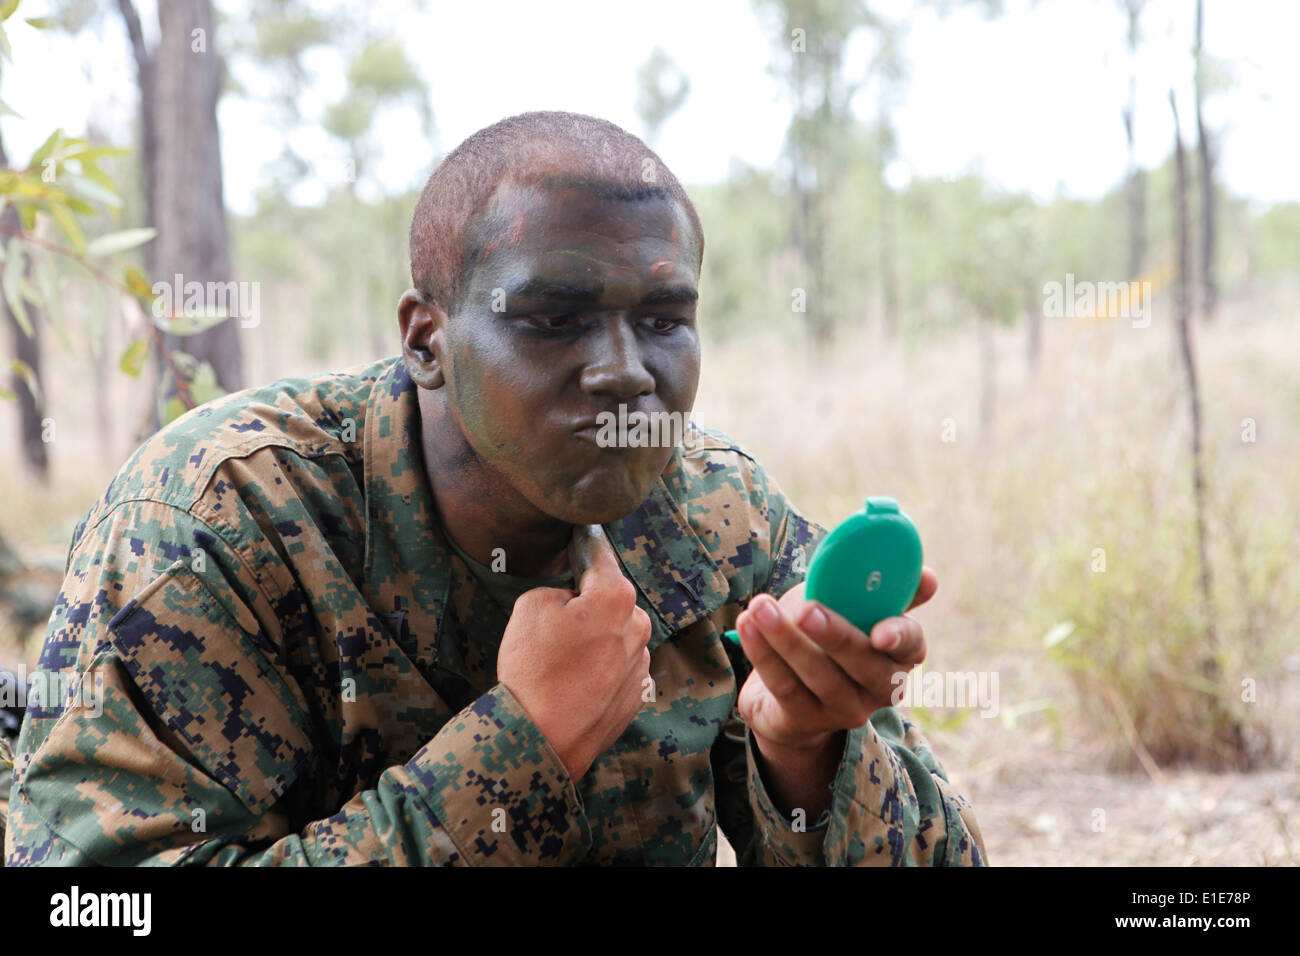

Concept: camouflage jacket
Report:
left=4, top=357, right=987, bottom=866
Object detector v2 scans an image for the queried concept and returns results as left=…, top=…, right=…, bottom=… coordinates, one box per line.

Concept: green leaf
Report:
left=62, top=172, right=120, bottom=210
left=0, top=97, right=21, bottom=118
left=188, top=360, right=225, bottom=407
left=10, top=358, right=41, bottom=406
left=153, top=307, right=230, bottom=337
left=0, top=1, right=20, bottom=22
left=2, top=237, right=32, bottom=336
left=75, top=161, right=116, bottom=192
left=162, top=396, right=188, bottom=425
left=54, top=194, right=96, bottom=216
left=29, top=128, right=62, bottom=167
left=25, top=16, right=57, bottom=29
left=123, top=263, right=153, bottom=304
left=64, top=145, right=131, bottom=163
left=18, top=274, right=41, bottom=305
left=85, top=227, right=156, bottom=258
left=118, top=336, right=151, bottom=377
left=33, top=250, right=69, bottom=351
left=1042, top=620, right=1078, bottom=649
left=0, top=20, right=11, bottom=63
left=48, top=202, right=85, bottom=253
left=168, top=349, right=198, bottom=377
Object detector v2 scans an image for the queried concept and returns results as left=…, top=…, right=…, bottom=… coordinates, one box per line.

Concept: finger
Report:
left=906, top=566, right=939, bottom=612
left=743, top=593, right=859, bottom=708
left=569, top=522, right=608, bottom=590
left=797, top=601, right=923, bottom=702
left=573, top=525, right=631, bottom=602
left=869, top=615, right=927, bottom=666
left=735, top=607, right=820, bottom=714
left=775, top=581, right=806, bottom=612
left=513, top=585, right=577, bottom=611
left=795, top=600, right=892, bottom=700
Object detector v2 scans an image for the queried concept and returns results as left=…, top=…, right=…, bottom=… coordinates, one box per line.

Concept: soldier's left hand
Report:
left=734, top=568, right=938, bottom=753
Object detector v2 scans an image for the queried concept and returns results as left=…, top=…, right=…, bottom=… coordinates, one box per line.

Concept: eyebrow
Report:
left=507, top=277, right=698, bottom=308
left=508, top=277, right=604, bottom=303
left=638, top=284, right=698, bottom=307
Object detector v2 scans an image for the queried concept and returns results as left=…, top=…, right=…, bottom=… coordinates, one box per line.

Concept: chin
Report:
left=548, top=465, right=661, bottom=525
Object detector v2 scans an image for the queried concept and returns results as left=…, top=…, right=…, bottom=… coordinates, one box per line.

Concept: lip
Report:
left=572, top=424, right=618, bottom=448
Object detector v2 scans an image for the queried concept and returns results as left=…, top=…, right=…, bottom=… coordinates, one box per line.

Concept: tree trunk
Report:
left=1122, top=1, right=1146, bottom=280
left=119, top=0, right=243, bottom=429
left=0, top=132, right=49, bottom=479
left=1170, top=92, right=1216, bottom=667
left=115, top=0, right=157, bottom=277
left=878, top=170, right=899, bottom=339
left=1194, top=0, right=1217, bottom=322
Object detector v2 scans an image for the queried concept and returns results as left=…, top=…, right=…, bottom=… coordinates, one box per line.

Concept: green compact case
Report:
left=724, top=496, right=923, bottom=647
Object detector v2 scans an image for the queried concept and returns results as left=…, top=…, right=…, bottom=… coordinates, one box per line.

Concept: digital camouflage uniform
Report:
left=4, top=357, right=987, bottom=866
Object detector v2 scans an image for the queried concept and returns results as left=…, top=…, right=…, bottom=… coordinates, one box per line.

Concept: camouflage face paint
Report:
left=431, top=180, right=703, bottom=528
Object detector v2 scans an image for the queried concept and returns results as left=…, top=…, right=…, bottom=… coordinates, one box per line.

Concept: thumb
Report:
left=571, top=524, right=622, bottom=596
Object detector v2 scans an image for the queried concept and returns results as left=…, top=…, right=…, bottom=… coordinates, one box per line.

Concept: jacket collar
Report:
left=360, top=358, right=730, bottom=676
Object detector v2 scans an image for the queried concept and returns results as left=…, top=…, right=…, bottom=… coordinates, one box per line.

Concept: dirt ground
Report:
left=716, top=739, right=1299, bottom=867
left=958, top=756, right=1300, bottom=867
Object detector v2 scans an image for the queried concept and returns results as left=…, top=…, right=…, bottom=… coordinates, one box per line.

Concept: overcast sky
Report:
left=2, top=0, right=1296, bottom=215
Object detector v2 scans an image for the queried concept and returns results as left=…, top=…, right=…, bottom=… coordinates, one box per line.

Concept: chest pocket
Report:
left=107, top=559, right=314, bottom=815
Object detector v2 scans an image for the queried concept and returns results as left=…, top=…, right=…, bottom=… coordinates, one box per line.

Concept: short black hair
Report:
left=409, top=111, right=704, bottom=314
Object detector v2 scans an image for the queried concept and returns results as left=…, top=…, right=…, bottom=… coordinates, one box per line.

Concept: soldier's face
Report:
left=439, top=179, right=702, bottom=524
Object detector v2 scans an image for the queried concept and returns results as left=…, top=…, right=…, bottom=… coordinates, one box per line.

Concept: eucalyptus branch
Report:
left=0, top=221, right=197, bottom=412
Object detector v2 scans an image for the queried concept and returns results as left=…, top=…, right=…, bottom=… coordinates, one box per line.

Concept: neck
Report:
left=417, top=388, right=572, bottom=578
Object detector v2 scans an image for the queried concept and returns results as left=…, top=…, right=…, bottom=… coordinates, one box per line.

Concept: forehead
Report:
left=467, top=178, right=701, bottom=289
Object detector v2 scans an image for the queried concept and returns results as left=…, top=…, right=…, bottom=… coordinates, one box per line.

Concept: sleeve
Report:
left=3, top=498, right=592, bottom=867
left=717, top=470, right=989, bottom=867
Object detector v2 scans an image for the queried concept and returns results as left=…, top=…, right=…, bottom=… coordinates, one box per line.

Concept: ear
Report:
left=398, top=289, right=446, bottom=390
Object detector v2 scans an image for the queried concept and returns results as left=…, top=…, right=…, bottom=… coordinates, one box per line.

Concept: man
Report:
left=4, top=112, right=986, bottom=866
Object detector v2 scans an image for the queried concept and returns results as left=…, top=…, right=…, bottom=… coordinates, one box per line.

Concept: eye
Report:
left=646, top=316, right=683, bottom=333
left=525, top=313, right=578, bottom=331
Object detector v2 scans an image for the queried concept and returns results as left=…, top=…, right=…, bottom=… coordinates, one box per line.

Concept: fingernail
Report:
left=739, top=619, right=756, bottom=643
left=882, top=627, right=901, bottom=651
left=800, top=604, right=827, bottom=635
left=756, top=599, right=780, bottom=628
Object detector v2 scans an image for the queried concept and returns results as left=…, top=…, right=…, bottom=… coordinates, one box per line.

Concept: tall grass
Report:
left=696, top=294, right=1297, bottom=771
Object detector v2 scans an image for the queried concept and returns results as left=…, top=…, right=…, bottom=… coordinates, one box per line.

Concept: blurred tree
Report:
left=320, top=35, right=432, bottom=356
left=1193, top=0, right=1216, bottom=322
left=943, top=178, right=1037, bottom=443
left=0, top=4, right=207, bottom=473
left=235, top=0, right=332, bottom=197
left=753, top=0, right=869, bottom=346
left=321, top=37, right=432, bottom=196
left=0, top=130, right=46, bottom=479
left=117, top=0, right=243, bottom=428
left=755, top=0, right=1001, bottom=345
left=1119, top=0, right=1147, bottom=282
left=229, top=5, right=433, bottom=361
left=634, top=46, right=690, bottom=148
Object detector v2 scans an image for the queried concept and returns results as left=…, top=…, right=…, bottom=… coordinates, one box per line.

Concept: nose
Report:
left=578, top=316, right=655, bottom=400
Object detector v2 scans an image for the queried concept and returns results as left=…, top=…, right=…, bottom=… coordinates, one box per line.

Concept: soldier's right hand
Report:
left=497, top=525, right=652, bottom=781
